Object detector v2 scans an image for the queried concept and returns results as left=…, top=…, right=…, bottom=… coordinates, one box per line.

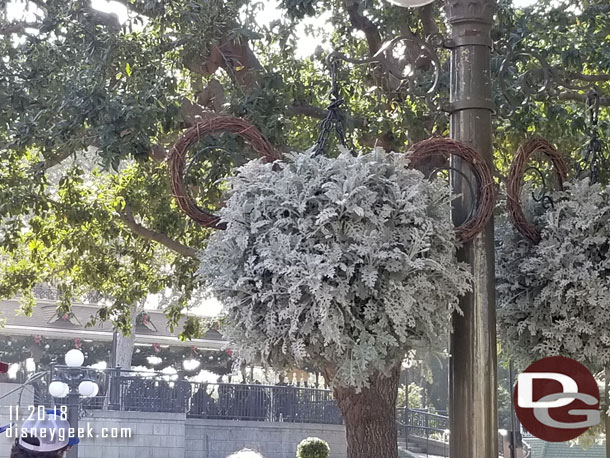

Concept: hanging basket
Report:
left=406, top=137, right=496, bottom=243
left=197, top=148, right=472, bottom=389
left=169, top=115, right=281, bottom=229
left=497, top=177, right=610, bottom=370
left=506, top=137, right=568, bottom=243
left=498, top=137, right=603, bottom=370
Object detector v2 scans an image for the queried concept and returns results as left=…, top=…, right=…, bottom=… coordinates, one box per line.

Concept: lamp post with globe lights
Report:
left=384, top=0, right=498, bottom=456
left=48, top=349, right=100, bottom=458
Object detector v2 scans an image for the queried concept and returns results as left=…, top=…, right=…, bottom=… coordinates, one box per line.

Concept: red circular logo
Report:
left=513, top=356, right=600, bottom=442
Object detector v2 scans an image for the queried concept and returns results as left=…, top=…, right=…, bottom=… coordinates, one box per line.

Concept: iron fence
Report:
left=107, top=371, right=191, bottom=413
left=188, top=382, right=342, bottom=424
left=28, top=368, right=451, bottom=445
left=104, top=374, right=342, bottom=424
left=397, top=408, right=450, bottom=444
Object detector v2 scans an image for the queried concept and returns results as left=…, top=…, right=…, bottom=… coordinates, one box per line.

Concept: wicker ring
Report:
left=406, top=137, right=496, bottom=243
left=169, top=115, right=281, bottom=229
left=506, top=137, right=568, bottom=243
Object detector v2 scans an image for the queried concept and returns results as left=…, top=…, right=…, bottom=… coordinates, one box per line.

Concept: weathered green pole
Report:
left=446, top=1, right=498, bottom=457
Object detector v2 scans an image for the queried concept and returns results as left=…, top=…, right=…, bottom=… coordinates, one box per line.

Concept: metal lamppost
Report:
left=391, top=0, right=499, bottom=455
left=48, top=349, right=100, bottom=458
left=446, top=1, right=499, bottom=457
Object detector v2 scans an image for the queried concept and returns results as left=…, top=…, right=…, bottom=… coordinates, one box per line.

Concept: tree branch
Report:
left=179, top=96, right=216, bottom=127
left=344, top=0, right=382, bottom=55
left=186, top=40, right=263, bottom=90
left=419, top=4, right=438, bottom=38
left=41, top=150, right=74, bottom=170
left=0, top=21, right=40, bottom=35
left=557, top=91, right=610, bottom=106
left=562, top=71, right=610, bottom=83
left=118, top=204, right=199, bottom=259
left=81, top=6, right=121, bottom=31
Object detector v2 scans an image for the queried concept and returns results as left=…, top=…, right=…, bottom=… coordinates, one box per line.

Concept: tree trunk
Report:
left=114, top=328, right=135, bottom=369
left=331, top=364, right=401, bottom=458
left=112, top=303, right=139, bottom=370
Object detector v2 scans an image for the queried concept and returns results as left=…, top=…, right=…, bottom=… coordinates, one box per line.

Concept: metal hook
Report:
left=313, top=56, right=356, bottom=156
left=586, top=89, right=600, bottom=129
left=576, top=89, right=606, bottom=184
left=523, top=166, right=554, bottom=210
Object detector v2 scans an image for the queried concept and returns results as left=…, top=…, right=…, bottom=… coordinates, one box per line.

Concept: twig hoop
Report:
left=169, top=115, right=280, bottom=229
left=506, top=137, right=568, bottom=243
left=406, top=137, right=496, bottom=243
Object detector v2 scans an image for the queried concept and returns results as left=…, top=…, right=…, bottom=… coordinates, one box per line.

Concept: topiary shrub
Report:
left=297, top=437, right=330, bottom=458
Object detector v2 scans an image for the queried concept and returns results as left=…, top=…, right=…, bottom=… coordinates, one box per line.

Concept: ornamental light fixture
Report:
left=385, top=0, right=434, bottom=8
left=49, top=349, right=99, bottom=399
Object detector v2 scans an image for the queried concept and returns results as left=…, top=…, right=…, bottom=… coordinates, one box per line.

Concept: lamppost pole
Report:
left=446, top=1, right=498, bottom=457
left=49, top=350, right=99, bottom=458
left=66, top=390, right=79, bottom=458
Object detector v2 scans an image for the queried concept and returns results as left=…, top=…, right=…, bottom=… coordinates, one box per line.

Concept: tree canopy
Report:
left=1, top=0, right=609, bottom=338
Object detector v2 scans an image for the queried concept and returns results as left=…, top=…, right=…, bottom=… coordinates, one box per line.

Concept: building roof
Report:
left=525, top=438, right=605, bottom=458
left=0, top=299, right=225, bottom=350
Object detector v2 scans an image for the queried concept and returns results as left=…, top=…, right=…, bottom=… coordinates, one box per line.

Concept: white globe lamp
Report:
left=65, top=349, right=84, bottom=367
left=89, top=382, right=99, bottom=397
left=386, top=0, right=434, bottom=7
left=78, top=380, right=99, bottom=397
left=49, top=381, right=69, bottom=398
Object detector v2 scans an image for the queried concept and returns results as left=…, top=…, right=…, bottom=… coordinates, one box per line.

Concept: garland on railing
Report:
left=0, top=336, right=233, bottom=376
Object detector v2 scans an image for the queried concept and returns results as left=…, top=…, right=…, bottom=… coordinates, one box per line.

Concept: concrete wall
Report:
left=185, top=418, right=347, bottom=458
left=77, top=411, right=186, bottom=458
left=0, top=381, right=347, bottom=458
left=0, top=382, right=34, bottom=458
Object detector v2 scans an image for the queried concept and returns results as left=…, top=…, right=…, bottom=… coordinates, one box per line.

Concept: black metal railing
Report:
left=107, top=370, right=191, bottom=413
left=397, top=408, right=450, bottom=447
left=103, top=373, right=342, bottom=424
left=30, top=369, right=451, bottom=443
left=188, top=382, right=342, bottom=424
left=106, top=374, right=451, bottom=436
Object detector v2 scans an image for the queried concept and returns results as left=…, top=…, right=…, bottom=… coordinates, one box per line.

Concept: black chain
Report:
left=577, top=89, right=605, bottom=184
left=313, top=58, right=355, bottom=156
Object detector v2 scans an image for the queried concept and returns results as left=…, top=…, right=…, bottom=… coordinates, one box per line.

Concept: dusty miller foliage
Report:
left=198, top=148, right=471, bottom=389
left=497, top=179, right=610, bottom=371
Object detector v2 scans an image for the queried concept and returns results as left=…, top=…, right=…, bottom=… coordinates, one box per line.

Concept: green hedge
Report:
left=296, top=437, right=330, bottom=458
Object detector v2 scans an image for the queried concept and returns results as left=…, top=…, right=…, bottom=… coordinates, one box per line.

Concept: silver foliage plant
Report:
left=497, top=178, right=610, bottom=370
left=198, top=148, right=472, bottom=389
